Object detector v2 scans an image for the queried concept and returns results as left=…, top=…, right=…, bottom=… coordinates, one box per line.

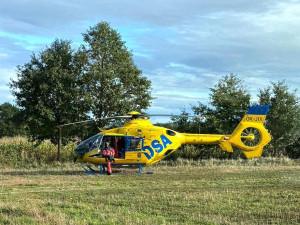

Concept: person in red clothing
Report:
left=102, top=142, right=115, bottom=175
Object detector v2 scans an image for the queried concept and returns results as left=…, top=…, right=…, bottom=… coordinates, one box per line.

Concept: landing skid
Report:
left=82, top=165, right=98, bottom=175
left=82, top=164, right=148, bottom=175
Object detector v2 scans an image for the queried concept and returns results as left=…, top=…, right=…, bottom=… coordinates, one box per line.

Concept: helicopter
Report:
left=69, top=105, right=271, bottom=175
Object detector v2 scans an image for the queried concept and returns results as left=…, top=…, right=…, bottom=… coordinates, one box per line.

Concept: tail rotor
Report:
left=229, top=105, right=271, bottom=158
left=240, top=127, right=261, bottom=147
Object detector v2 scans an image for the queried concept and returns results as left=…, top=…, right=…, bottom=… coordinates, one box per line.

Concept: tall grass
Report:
left=0, top=136, right=75, bottom=168
left=1, top=136, right=298, bottom=168
left=159, top=156, right=298, bottom=167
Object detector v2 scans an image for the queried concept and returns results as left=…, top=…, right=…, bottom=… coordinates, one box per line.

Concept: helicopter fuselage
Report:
left=75, top=105, right=272, bottom=169
left=75, top=118, right=227, bottom=167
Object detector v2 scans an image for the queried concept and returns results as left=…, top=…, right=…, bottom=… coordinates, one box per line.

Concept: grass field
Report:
left=0, top=159, right=299, bottom=225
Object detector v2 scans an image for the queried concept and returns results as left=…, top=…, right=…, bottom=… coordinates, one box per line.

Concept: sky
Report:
left=1, top=0, right=300, bottom=119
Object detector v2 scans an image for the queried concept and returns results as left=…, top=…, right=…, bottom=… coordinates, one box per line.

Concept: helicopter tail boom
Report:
left=180, top=105, right=271, bottom=158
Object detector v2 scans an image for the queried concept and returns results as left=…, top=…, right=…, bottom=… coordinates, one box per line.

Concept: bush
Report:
left=166, top=145, right=245, bottom=161
left=0, top=136, right=76, bottom=168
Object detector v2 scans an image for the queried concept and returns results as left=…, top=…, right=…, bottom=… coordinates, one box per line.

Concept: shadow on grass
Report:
left=1, top=170, right=84, bottom=176
left=1, top=167, right=144, bottom=176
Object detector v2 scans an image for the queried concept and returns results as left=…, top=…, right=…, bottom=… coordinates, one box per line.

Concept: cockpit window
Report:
left=75, top=134, right=103, bottom=154
left=166, top=129, right=176, bottom=136
left=129, top=138, right=142, bottom=150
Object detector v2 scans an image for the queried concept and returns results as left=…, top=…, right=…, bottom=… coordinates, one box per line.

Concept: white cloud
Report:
left=0, top=89, right=14, bottom=105
left=0, top=53, right=8, bottom=58
left=0, top=67, right=16, bottom=83
left=0, top=0, right=299, bottom=113
left=0, top=85, right=9, bottom=91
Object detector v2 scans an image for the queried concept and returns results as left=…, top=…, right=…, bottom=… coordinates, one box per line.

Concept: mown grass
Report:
left=1, top=160, right=299, bottom=225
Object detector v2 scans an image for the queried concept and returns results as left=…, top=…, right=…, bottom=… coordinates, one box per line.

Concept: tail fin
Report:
left=226, top=105, right=271, bottom=158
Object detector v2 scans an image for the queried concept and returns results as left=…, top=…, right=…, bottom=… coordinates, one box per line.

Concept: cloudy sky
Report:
left=1, top=0, right=299, bottom=117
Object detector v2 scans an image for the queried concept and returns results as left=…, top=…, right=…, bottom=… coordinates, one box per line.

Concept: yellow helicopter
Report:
left=71, top=105, right=271, bottom=175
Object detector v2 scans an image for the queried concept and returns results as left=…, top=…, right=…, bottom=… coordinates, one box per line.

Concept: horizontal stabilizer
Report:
left=219, top=140, right=233, bottom=152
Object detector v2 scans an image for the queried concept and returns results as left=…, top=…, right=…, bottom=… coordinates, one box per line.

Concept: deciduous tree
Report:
left=192, top=74, right=251, bottom=134
left=0, top=102, right=26, bottom=137
left=258, top=80, right=299, bottom=156
left=82, top=22, right=153, bottom=127
left=10, top=39, right=90, bottom=141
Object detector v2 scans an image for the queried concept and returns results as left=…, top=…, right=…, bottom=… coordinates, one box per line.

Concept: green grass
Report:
left=1, top=160, right=299, bottom=224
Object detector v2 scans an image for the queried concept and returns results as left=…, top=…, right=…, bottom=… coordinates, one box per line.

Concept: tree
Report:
left=10, top=39, right=90, bottom=142
left=210, top=74, right=251, bottom=133
left=170, top=108, right=193, bottom=133
left=0, top=102, right=26, bottom=137
left=193, top=74, right=251, bottom=134
left=170, top=74, right=251, bottom=160
left=192, top=103, right=219, bottom=134
left=82, top=22, right=153, bottom=126
left=258, top=80, right=299, bottom=156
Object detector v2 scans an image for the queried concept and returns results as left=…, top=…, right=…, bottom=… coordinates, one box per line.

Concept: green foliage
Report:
left=9, top=22, right=153, bottom=146
left=6, top=22, right=154, bottom=162
left=167, top=74, right=252, bottom=160
left=258, top=80, right=300, bottom=157
left=170, top=109, right=194, bottom=133
left=0, top=137, right=75, bottom=167
left=170, top=75, right=299, bottom=159
left=192, top=74, right=250, bottom=135
left=0, top=102, right=26, bottom=137
left=209, top=74, right=251, bottom=133
left=286, top=137, right=300, bottom=159
left=82, top=22, right=153, bottom=126
left=166, top=145, right=244, bottom=161
left=192, top=103, right=220, bottom=134
left=10, top=39, right=90, bottom=141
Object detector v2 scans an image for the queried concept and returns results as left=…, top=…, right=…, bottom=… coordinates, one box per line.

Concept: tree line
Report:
left=167, top=75, right=299, bottom=159
left=0, top=22, right=299, bottom=159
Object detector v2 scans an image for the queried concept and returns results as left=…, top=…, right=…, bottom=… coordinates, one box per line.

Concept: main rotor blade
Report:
left=58, top=115, right=132, bottom=127
left=102, top=115, right=132, bottom=119
left=147, top=114, right=204, bottom=118
left=57, top=113, right=206, bottom=127
left=58, top=120, right=95, bottom=127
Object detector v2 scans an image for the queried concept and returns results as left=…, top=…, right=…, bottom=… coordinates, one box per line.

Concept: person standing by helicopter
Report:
left=102, top=141, right=115, bottom=175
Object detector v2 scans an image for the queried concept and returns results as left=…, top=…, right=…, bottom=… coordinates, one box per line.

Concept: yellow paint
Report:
left=76, top=106, right=271, bottom=166
left=127, top=111, right=141, bottom=115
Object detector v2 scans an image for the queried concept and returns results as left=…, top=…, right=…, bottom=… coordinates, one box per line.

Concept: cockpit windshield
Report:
left=75, top=134, right=103, bottom=154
